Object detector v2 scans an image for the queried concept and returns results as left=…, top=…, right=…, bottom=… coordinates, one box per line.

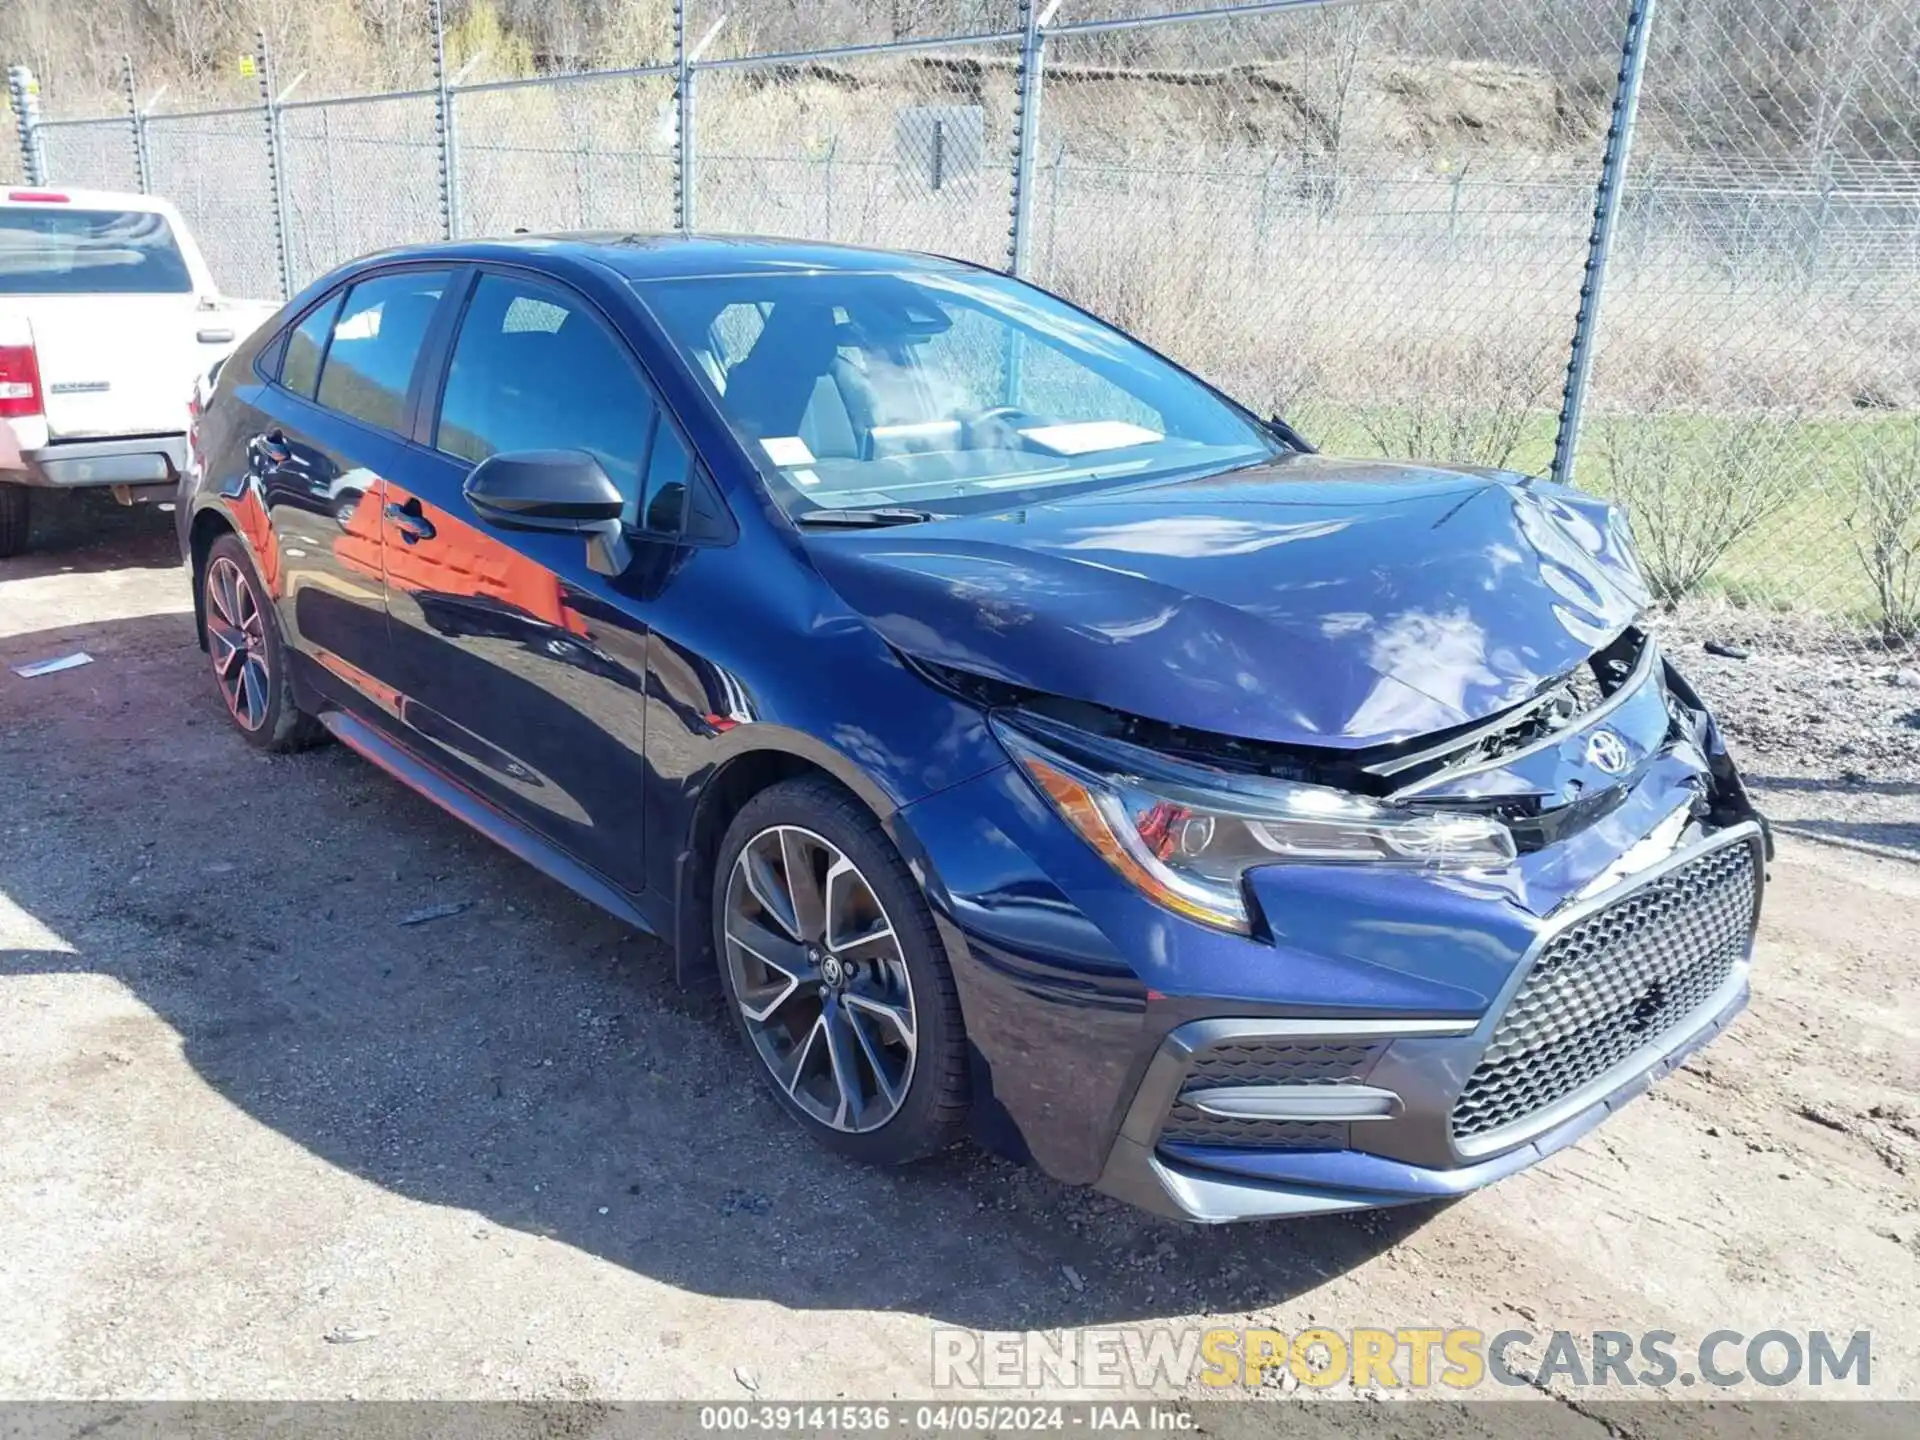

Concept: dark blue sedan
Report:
left=178, top=234, right=1768, bottom=1222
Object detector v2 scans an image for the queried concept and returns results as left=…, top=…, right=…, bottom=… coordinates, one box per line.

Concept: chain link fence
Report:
left=1581, top=6, right=1920, bottom=654
left=142, top=107, right=282, bottom=299
left=1023, top=1, right=1628, bottom=477
left=692, top=37, right=1021, bottom=266
left=454, top=70, right=679, bottom=237
left=280, top=92, right=444, bottom=279
left=33, top=116, right=138, bottom=192
left=9, top=1, right=1920, bottom=683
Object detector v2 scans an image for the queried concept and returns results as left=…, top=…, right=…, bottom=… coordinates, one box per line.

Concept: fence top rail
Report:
left=1043, top=0, right=1383, bottom=39
left=141, top=103, right=267, bottom=124
left=691, top=28, right=1022, bottom=73
left=452, top=63, right=675, bottom=98
left=280, top=86, right=439, bottom=112
left=30, top=115, right=134, bottom=130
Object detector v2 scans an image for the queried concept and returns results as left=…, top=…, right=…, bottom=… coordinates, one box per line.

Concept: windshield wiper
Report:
left=794, top=507, right=940, bottom=528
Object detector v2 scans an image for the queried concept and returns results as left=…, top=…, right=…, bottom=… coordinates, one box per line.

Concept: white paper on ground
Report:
left=11, top=652, right=94, bottom=678
left=1018, top=420, right=1163, bottom=456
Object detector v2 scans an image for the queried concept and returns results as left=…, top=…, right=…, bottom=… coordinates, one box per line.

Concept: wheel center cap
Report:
left=820, top=954, right=845, bottom=988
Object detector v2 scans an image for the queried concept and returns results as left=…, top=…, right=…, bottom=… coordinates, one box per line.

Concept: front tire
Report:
left=0, top=483, right=29, bottom=558
left=201, top=533, right=324, bottom=752
left=714, top=777, right=969, bottom=1165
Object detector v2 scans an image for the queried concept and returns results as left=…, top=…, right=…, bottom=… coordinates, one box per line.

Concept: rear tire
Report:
left=202, top=533, right=325, bottom=752
left=0, top=483, right=29, bottom=559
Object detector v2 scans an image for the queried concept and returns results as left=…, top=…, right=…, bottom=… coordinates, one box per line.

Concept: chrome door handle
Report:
left=384, top=502, right=436, bottom=543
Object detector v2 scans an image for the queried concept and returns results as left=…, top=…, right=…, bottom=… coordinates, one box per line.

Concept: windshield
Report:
left=0, top=207, right=195, bottom=295
left=635, top=266, right=1277, bottom=517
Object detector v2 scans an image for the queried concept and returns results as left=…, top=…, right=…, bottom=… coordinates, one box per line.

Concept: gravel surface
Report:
left=2, top=503, right=1916, bottom=1416
left=1652, top=605, right=1920, bottom=856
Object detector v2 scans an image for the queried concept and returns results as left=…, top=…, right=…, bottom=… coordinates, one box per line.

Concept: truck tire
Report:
left=0, top=483, right=28, bottom=559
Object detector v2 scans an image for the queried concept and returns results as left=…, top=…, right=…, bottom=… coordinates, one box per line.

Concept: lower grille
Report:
left=1451, top=836, right=1759, bottom=1142
left=1159, top=1041, right=1380, bottom=1150
left=1159, top=1109, right=1345, bottom=1149
left=1182, top=1041, right=1381, bottom=1087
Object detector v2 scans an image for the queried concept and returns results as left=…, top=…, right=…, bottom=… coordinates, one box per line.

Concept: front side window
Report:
left=0, top=207, right=194, bottom=295
left=314, top=270, right=449, bottom=433
left=636, top=266, right=1277, bottom=517
left=437, top=274, right=657, bottom=522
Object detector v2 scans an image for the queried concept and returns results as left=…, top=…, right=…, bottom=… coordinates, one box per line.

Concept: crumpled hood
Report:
left=804, top=454, right=1650, bottom=750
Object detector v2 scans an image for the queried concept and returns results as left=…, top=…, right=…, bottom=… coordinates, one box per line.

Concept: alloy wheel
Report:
left=205, top=555, right=271, bottom=731
left=723, top=825, right=918, bottom=1133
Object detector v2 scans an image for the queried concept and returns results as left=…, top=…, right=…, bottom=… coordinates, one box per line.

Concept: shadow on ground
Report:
left=0, top=607, right=1432, bottom=1331
left=7, top=491, right=181, bottom=579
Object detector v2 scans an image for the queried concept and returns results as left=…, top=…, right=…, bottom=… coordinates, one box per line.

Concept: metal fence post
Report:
left=7, top=64, right=45, bottom=185
left=1006, top=0, right=1053, bottom=277
left=1550, top=0, right=1659, bottom=489
left=674, top=0, right=695, bottom=232
left=123, top=55, right=152, bottom=192
left=257, top=31, right=294, bottom=300
left=432, top=0, right=458, bottom=239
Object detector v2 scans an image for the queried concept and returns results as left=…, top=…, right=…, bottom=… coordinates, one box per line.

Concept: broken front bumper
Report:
left=1093, top=822, right=1764, bottom=1223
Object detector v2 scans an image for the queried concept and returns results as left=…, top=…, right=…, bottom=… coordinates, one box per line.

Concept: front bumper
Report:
left=5, top=433, right=188, bottom=490
left=1094, top=833, right=1757, bottom=1221
left=895, top=750, right=1765, bottom=1223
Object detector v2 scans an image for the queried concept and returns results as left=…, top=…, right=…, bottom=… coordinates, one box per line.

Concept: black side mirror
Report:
left=464, top=449, right=630, bottom=576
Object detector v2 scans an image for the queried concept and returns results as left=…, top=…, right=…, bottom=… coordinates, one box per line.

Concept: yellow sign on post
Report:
left=237, top=55, right=256, bottom=79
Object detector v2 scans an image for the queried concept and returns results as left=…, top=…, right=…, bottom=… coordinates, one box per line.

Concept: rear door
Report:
left=239, top=266, right=453, bottom=719
left=382, top=268, right=696, bottom=895
left=0, top=203, right=215, bottom=437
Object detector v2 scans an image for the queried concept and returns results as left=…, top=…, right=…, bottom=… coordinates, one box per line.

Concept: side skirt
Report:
left=319, top=709, right=659, bottom=938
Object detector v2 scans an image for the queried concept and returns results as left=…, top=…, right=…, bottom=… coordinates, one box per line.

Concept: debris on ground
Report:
left=10, top=652, right=94, bottom=678
left=398, top=901, right=473, bottom=927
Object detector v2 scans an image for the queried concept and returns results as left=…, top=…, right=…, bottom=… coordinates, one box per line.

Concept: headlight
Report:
left=993, top=715, right=1517, bottom=934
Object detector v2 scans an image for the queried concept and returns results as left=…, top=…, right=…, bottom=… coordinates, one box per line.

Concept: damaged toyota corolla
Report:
left=181, top=235, right=1768, bottom=1222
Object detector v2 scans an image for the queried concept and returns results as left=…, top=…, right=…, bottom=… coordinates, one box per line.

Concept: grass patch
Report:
left=1290, top=402, right=1918, bottom=632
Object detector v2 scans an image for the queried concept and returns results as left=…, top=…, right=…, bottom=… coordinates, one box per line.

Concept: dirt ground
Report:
left=2, top=500, right=1917, bottom=1414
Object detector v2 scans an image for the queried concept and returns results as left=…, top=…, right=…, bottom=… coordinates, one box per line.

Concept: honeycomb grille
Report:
left=1182, top=1041, right=1381, bottom=1087
left=1159, top=1108, right=1346, bottom=1150
left=1156, top=1041, right=1378, bottom=1149
left=1452, top=838, right=1758, bottom=1141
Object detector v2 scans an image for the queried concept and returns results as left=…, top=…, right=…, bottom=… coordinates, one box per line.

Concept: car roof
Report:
left=0, top=185, right=181, bottom=214
left=352, top=231, right=977, bottom=283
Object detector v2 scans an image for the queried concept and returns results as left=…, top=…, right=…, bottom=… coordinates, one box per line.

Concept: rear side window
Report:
left=280, top=292, right=344, bottom=400
left=315, top=270, right=449, bottom=433
left=436, top=274, right=656, bottom=517
left=0, top=207, right=194, bottom=295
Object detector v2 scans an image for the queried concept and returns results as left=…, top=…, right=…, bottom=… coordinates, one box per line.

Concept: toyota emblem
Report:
left=1585, top=730, right=1632, bottom=776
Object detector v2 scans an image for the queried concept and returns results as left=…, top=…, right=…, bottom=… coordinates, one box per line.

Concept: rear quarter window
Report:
left=279, top=293, right=344, bottom=400
left=0, top=207, right=195, bottom=295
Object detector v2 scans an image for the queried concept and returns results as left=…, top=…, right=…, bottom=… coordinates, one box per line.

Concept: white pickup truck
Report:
left=0, top=187, right=277, bottom=556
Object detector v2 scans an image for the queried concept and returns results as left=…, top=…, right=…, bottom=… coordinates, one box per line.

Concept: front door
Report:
left=380, top=270, right=671, bottom=896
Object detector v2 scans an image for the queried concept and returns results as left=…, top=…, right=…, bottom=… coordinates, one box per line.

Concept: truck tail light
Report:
left=0, top=341, right=43, bottom=419
left=6, top=189, right=70, bottom=203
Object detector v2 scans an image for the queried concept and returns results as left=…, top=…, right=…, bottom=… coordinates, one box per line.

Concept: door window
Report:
left=314, top=269, right=450, bottom=433
left=436, top=274, right=656, bottom=521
